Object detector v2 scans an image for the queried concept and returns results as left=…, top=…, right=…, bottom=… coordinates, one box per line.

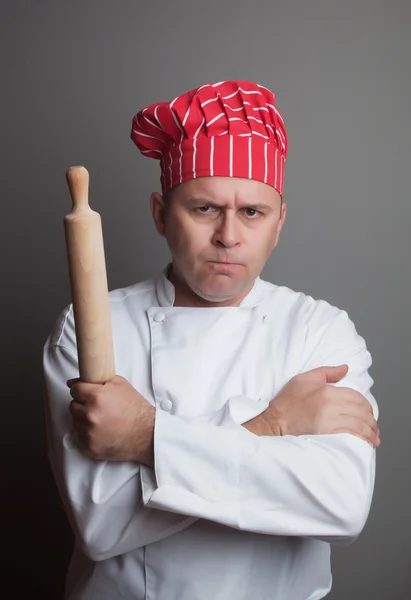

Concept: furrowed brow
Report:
left=187, top=197, right=272, bottom=210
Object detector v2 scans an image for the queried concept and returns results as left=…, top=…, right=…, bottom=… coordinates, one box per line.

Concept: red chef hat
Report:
left=130, top=80, right=288, bottom=196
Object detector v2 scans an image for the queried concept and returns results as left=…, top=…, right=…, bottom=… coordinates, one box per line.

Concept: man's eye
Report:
left=197, top=206, right=216, bottom=213
left=244, top=208, right=261, bottom=218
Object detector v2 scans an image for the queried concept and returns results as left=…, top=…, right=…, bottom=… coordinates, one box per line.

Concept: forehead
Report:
left=170, top=176, right=281, bottom=206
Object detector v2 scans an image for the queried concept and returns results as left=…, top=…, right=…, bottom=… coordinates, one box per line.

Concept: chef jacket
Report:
left=43, top=267, right=378, bottom=600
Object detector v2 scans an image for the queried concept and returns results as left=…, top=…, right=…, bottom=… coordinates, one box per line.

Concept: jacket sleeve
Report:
left=43, top=307, right=197, bottom=562
left=140, top=309, right=378, bottom=546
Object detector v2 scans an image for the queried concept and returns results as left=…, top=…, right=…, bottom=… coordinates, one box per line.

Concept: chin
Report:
left=198, top=290, right=236, bottom=303
left=193, top=279, right=243, bottom=303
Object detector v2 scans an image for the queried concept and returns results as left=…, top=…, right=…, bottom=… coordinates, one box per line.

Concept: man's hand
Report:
left=243, top=365, right=380, bottom=447
left=67, top=375, right=155, bottom=465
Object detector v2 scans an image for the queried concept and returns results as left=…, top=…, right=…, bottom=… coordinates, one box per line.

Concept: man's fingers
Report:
left=333, top=429, right=379, bottom=448
left=324, top=364, right=349, bottom=384
left=335, top=395, right=377, bottom=428
left=333, top=416, right=380, bottom=447
left=305, top=365, right=349, bottom=384
left=68, top=381, right=103, bottom=402
left=69, top=385, right=86, bottom=402
left=69, top=400, right=88, bottom=419
left=67, top=376, right=118, bottom=388
left=67, top=378, right=80, bottom=388
left=328, top=386, right=374, bottom=414
left=341, top=405, right=378, bottom=434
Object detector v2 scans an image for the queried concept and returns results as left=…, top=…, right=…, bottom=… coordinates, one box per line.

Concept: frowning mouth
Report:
left=208, top=261, right=242, bottom=267
left=210, top=260, right=240, bottom=264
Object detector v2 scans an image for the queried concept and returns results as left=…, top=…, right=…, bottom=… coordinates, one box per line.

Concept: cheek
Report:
left=250, top=224, right=278, bottom=258
left=165, top=217, right=208, bottom=259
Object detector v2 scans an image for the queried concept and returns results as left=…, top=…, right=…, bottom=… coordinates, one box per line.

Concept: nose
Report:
left=212, top=213, right=240, bottom=249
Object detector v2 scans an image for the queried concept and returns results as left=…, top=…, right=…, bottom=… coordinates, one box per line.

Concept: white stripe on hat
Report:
left=141, top=149, right=163, bottom=156
left=182, top=105, right=191, bottom=126
left=264, top=143, right=268, bottom=183
left=267, top=103, right=286, bottom=128
left=192, top=117, right=205, bottom=178
left=273, top=125, right=282, bottom=138
left=266, top=124, right=276, bottom=137
left=238, top=131, right=269, bottom=140
left=206, top=112, right=225, bottom=126
left=248, top=137, right=252, bottom=179
left=154, top=105, right=162, bottom=128
left=169, top=98, right=184, bottom=185
left=247, top=116, right=265, bottom=125
left=196, top=81, right=225, bottom=93
left=223, top=101, right=269, bottom=113
left=132, top=129, right=166, bottom=145
left=196, top=83, right=212, bottom=92
left=222, top=88, right=263, bottom=100
left=276, top=128, right=286, bottom=150
left=223, top=104, right=244, bottom=112
left=179, top=142, right=183, bottom=183
left=257, top=84, right=277, bottom=100
left=194, top=117, right=205, bottom=137
left=252, top=105, right=269, bottom=112
left=169, top=98, right=183, bottom=129
left=223, top=90, right=239, bottom=101
left=228, top=115, right=272, bottom=134
left=210, top=136, right=214, bottom=176
left=142, top=110, right=164, bottom=132
left=274, top=148, right=278, bottom=191
left=201, top=97, right=219, bottom=108
left=253, top=131, right=269, bottom=140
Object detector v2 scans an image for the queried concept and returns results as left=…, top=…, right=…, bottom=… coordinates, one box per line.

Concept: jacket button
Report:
left=160, top=399, right=173, bottom=412
left=154, top=312, right=165, bottom=323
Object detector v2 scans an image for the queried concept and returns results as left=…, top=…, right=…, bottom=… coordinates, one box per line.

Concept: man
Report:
left=43, top=80, right=379, bottom=600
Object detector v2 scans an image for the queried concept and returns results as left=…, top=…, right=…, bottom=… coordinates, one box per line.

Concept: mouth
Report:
left=209, top=261, right=240, bottom=265
left=208, top=261, right=242, bottom=268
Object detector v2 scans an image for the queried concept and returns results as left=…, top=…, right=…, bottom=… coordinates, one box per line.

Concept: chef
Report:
left=43, top=80, right=379, bottom=600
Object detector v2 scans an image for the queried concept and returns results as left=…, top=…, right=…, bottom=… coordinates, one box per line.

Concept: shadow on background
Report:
left=2, top=319, right=73, bottom=597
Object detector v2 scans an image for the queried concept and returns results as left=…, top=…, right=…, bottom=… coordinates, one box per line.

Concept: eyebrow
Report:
left=186, top=197, right=274, bottom=210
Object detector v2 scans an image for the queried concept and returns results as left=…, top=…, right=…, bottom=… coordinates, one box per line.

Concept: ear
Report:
left=273, top=201, right=287, bottom=248
left=150, top=192, right=167, bottom=237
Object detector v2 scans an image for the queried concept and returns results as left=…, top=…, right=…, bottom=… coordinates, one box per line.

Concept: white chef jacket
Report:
left=43, top=267, right=378, bottom=600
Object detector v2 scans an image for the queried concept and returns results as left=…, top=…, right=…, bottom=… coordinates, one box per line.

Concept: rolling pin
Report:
left=64, top=166, right=115, bottom=383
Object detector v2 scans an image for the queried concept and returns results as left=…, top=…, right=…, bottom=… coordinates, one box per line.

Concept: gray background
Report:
left=1, top=0, right=409, bottom=597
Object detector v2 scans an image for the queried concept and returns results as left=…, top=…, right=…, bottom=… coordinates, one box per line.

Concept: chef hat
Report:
left=130, top=80, right=288, bottom=196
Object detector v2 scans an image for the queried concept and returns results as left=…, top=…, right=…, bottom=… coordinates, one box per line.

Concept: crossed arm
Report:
left=44, top=312, right=378, bottom=562
left=67, top=362, right=379, bottom=467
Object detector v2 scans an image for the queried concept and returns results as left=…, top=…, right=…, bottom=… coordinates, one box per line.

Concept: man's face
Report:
left=150, top=176, right=287, bottom=305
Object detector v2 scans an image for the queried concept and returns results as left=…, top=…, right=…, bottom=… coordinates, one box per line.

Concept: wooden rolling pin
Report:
left=64, top=166, right=115, bottom=383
